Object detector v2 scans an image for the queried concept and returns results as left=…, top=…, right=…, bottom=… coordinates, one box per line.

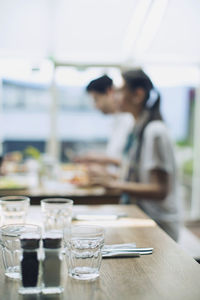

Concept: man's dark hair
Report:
left=86, top=75, right=113, bottom=94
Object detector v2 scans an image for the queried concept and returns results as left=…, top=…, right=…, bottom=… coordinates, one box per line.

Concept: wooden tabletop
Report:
left=1, top=205, right=200, bottom=300
left=0, top=163, right=120, bottom=204
left=0, top=182, right=120, bottom=205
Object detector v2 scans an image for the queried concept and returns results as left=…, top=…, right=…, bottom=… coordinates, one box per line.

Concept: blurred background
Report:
left=0, top=0, right=200, bottom=223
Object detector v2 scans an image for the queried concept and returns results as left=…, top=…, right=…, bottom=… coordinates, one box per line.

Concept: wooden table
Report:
left=0, top=162, right=120, bottom=204
left=0, top=188, right=120, bottom=205
left=0, top=180, right=120, bottom=205
left=1, top=205, right=200, bottom=300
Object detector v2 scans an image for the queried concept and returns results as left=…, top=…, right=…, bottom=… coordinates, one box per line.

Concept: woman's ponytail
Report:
left=148, top=89, right=162, bottom=121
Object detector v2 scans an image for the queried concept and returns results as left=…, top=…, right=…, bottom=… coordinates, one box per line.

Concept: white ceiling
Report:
left=138, top=0, right=200, bottom=65
left=0, top=0, right=199, bottom=66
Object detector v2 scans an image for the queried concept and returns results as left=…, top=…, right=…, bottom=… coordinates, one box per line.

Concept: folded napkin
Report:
left=73, top=213, right=128, bottom=221
left=103, top=243, right=136, bottom=250
left=102, top=243, right=153, bottom=258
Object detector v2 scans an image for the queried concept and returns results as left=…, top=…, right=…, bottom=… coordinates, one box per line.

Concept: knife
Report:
left=102, top=251, right=141, bottom=258
left=103, top=247, right=153, bottom=252
left=102, top=247, right=153, bottom=255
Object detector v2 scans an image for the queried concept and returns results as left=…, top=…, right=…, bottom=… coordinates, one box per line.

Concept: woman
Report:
left=89, top=68, right=181, bottom=241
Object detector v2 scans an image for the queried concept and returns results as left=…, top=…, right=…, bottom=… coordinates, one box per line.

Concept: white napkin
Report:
left=103, top=243, right=136, bottom=250
left=102, top=243, right=153, bottom=257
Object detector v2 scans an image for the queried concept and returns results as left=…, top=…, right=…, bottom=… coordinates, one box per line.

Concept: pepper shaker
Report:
left=42, top=233, right=64, bottom=294
left=18, top=235, right=42, bottom=295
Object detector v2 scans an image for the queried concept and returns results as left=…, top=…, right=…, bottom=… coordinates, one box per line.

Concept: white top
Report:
left=106, top=113, right=134, bottom=159
left=137, top=121, right=180, bottom=223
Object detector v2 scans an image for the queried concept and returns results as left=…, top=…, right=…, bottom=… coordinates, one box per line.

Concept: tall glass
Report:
left=0, top=196, right=30, bottom=225
left=41, top=198, right=73, bottom=232
left=0, top=224, right=41, bottom=279
left=64, top=225, right=105, bottom=280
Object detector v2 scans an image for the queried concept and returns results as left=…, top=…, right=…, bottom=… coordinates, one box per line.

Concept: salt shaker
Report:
left=42, top=234, right=64, bottom=294
left=18, top=236, right=42, bottom=295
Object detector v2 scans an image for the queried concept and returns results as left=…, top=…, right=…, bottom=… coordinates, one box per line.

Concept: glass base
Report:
left=18, top=287, right=41, bottom=295
left=69, top=267, right=99, bottom=281
left=5, top=266, right=20, bottom=279
left=42, top=287, right=64, bottom=294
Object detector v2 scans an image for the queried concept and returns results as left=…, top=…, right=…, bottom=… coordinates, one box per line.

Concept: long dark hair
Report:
left=122, top=69, right=163, bottom=169
left=122, top=68, right=162, bottom=121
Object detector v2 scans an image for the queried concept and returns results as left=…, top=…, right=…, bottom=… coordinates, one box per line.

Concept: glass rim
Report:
left=0, top=196, right=30, bottom=203
left=41, top=198, right=73, bottom=205
left=65, top=225, right=105, bottom=238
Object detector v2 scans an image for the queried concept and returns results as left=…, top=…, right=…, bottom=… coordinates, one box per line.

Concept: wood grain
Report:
left=0, top=205, right=200, bottom=300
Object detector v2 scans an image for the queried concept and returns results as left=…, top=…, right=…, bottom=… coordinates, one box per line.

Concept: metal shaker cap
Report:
left=43, top=237, right=62, bottom=249
left=20, top=236, right=40, bottom=249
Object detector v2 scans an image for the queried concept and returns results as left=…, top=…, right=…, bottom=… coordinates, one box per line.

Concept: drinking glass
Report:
left=0, top=196, right=30, bottom=225
left=41, top=198, right=73, bottom=232
left=64, top=225, right=105, bottom=280
left=0, top=224, right=41, bottom=279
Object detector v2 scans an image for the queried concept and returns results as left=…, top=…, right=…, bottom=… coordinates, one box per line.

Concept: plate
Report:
left=0, top=176, right=29, bottom=191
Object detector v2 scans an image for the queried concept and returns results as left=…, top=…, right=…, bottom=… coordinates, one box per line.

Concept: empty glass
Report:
left=0, top=224, right=41, bottom=279
left=0, top=196, right=30, bottom=225
left=41, top=198, right=73, bottom=232
left=64, top=225, right=105, bottom=280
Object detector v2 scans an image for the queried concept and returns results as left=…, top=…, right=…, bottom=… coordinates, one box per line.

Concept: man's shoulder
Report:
left=115, top=113, right=134, bottom=128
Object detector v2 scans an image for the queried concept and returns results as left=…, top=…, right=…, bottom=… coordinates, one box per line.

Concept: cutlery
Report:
left=102, top=251, right=141, bottom=258
left=103, top=247, right=153, bottom=252
left=102, top=247, right=153, bottom=255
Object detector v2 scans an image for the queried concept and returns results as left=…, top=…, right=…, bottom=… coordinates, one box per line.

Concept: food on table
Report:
left=60, top=164, right=90, bottom=186
left=0, top=176, right=28, bottom=190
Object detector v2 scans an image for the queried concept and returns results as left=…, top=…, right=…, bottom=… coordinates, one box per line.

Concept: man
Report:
left=76, top=75, right=134, bottom=167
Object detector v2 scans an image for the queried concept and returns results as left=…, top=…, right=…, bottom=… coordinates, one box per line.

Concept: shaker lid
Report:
left=43, top=237, right=62, bottom=249
left=20, top=233, right=40, bottom=249
left=20, top=237, right=40, bottom=249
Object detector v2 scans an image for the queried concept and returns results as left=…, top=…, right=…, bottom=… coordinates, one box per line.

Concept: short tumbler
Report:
left=0, top=224, right=41, bottom=279
left=41, top=198, right=73, bottom=232
left=0, top=196, right=30, bottom=225
left=64, top=225, right=105, bottom=280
